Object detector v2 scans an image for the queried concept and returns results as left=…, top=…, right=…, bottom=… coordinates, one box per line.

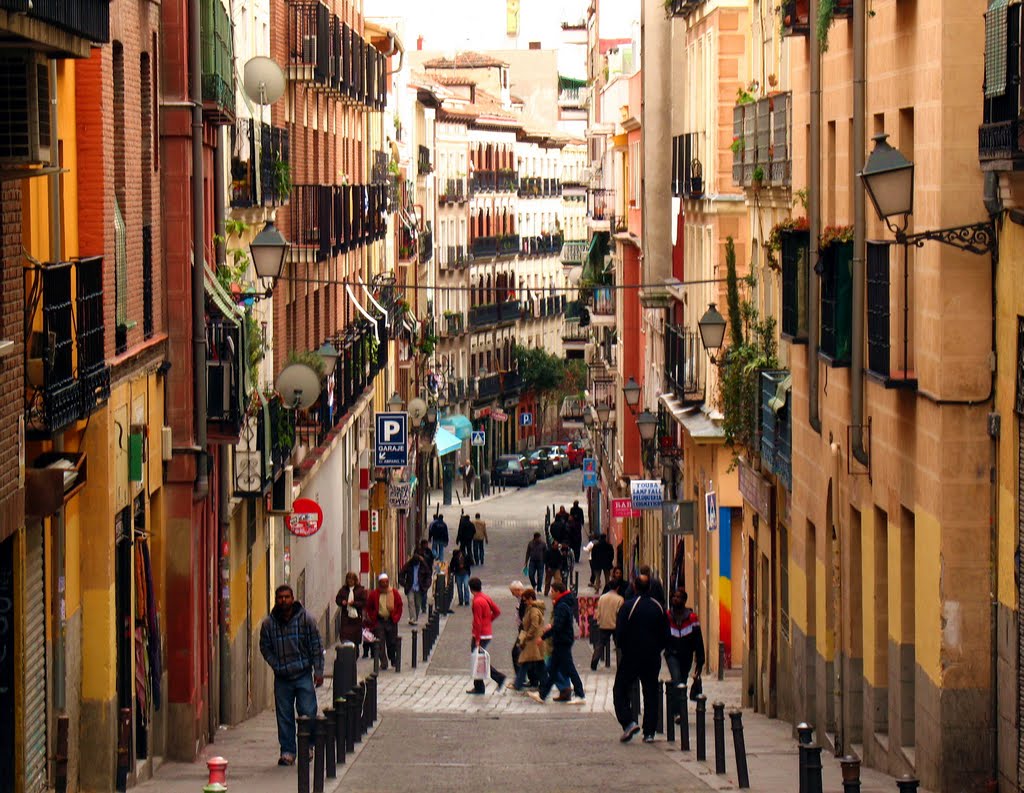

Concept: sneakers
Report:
left=278, top=754, right=296, bottom=766
left=526, top=691, right=546, bottom=704
left=620, top=722, right=641, bottom=743
left=642, top=735, right=655, bottom=743
left=494, top=673, right=507, bottom=692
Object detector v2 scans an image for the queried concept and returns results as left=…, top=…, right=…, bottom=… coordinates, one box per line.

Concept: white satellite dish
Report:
left=275, top=363, right=321, bottom=411
left=407, top=397, right=427, bottom=425
left=243, top=56, right=286, bottom=106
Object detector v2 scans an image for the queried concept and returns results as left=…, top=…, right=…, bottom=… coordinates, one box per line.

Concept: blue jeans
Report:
left=472, top=539, right=485, bottom=565
left=455, top=572, right=470, bottom=605
left=274, top=673, right=317, bottom=756
left=431, top=539, right=447, bottom=563
left=540, top=647, right=584, bottom=699
left=409, top=589, right=427, bottom=620
left=527, top=559, right=544, bottom=590
left=514, top=659, right=544, bottom=690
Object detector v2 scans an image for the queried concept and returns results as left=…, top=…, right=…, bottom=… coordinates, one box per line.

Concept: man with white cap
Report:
left=365, top=572, right=404, bottom=671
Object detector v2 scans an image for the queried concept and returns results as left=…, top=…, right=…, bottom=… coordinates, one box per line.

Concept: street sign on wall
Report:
left=611, top=498, right=640, bottom=520
left=388, top=481, right=412, bottom=509
left=583, top=469, right=598, bottom=487
left=630, top=480, right=663, bottom=510
left=471, top=430, right=486, bottom=447
left=286, top=498, right=324, bottom=537
left=706, top=491, right=719, bottom=531
left=375, top=412, right=408, bottom=467
left=519, top=412, right=533, bottom=427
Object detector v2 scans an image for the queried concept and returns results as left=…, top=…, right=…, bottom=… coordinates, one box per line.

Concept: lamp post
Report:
left=387, top=392, right=405, bottom=413
left=635, top=409, right=659, bottom=476
left=317, top=341, right=339, bottom=377
left=245, top=220, right=291, bottom=303
left=622, top=377, right=642, bottom=414
left=697, top=303, right=727, bottom=364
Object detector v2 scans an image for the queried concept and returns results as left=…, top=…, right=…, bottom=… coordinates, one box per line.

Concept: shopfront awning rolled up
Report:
left=768, top=373, right=792, bottom=414
left=433, top=425, right=462, bottom=457
left=658, top=393, right=725, bottom=444
left=440, top=413, right=473, bottom=440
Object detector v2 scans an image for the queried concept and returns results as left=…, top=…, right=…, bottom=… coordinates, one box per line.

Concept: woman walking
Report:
left=512, top=589, right=546, bottom=691
left=449, top=546, right=473, bottom=606
left=335, top=571, right=368, bottom=655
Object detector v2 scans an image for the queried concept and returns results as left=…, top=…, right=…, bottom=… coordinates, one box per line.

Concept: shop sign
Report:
left=491, top=409, right=508, bottom=422
left=737, top=458, right=772, bottom=524
left=286, top=498, right=324, bottom=537
left=611, top=498, right=640, bottom=520
left=630, top=479, right=663, bottom=510
left=388, top=481, right=412, bottom=509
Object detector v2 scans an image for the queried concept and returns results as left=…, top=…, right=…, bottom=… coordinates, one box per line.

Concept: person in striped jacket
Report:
left=665, top=589, right=705, bottom=690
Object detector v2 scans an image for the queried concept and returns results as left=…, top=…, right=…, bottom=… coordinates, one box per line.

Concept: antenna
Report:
left=274, top=363, right=322, bottom=411
left=243, top=56, right=286, bottom=106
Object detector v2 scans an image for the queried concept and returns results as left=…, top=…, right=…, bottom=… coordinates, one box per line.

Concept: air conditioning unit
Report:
left=0, top=51, right=51, bottom=167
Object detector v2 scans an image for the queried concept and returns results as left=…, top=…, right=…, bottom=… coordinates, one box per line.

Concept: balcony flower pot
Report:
left=689, top=176, right=703, bottom=197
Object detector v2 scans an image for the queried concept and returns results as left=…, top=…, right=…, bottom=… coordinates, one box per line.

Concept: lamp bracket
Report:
left=897, top=221, right=996, bottom=256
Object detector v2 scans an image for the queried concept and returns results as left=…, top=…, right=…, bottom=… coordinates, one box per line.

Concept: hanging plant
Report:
left=730, top=136, right=745, bottom=154
left=817, top=0, right=837, bottom=52
left=819, top=224, right=854, bottom=250
left=765, top=216, right=809, bottom=269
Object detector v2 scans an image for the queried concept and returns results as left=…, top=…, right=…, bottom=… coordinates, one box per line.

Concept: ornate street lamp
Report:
left=635, top=409, right=659, bottom=442
left=387, top=392, right=405, bottom=412
left=595, top=401, right=612, bottom=425
left=316, top=341, right=339, bottom=377
left=622, top=377, right=641, bottom=413
left=250, top=220, right=290, bottom=281
left=698, top=303, right=727, bottom=363
left=583, top=407, right=595, bottom=428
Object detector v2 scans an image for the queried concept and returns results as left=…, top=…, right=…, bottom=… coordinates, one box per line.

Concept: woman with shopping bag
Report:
left=467, top=577, right=508, bottom=694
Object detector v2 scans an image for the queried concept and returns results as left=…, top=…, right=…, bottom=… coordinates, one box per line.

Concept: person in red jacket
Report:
left=467, top=577, right=508, bottom=694
left=364, top=573, right=404, bottom=671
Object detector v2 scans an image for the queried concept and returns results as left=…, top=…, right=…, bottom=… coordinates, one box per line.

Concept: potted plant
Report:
left=730, top=136, right=745, bottom=155
left=765, top=216, right=810, bottom=270
left=272, top=158, right=291, bottom=204
left=751, top=166, right=765, bottom=190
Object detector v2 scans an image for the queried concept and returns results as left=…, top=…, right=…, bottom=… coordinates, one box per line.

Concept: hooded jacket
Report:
left=517, top=600, right=547, bottom=663
left=667, top=607, right=706, bottom=675
left=542, top=589, right=578, bottom=649
left=428, top=516, right=449, bottom=544
left=591, top=538, right=614, bottom=570
left=259, top=601, right=324, bottom=679
left=456, top=515, right=476, bottom=547
left=615, top=594, right=667, bottom=665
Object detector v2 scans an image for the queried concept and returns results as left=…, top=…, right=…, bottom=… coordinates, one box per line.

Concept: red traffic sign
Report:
left=286, top=498, right=324, bottom=537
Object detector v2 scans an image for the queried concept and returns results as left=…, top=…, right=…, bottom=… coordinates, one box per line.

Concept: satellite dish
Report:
left=243, top=56, right=286, bottom=105
left=567, top=265, right=584, bottom=285
left=275, top=363, right=321, bottom=411
left=407, top=397, right=427, bottom=425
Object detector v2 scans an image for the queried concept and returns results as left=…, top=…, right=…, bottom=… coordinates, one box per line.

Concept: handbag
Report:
left=361, top=627, right=376, bottom=644
left=690, top=675, right=703, bottom=701
left=347, top=605, right=359, bottom=619
left=471, top=647, right=491, bottom=681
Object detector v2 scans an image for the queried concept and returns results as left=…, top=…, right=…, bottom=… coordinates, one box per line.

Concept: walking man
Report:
left=467, top=577, right=508, bottom=694
left=259, top=584, right=324, bottom=766
left=666, top=589, right=705, bottom=686
left=365, top=573, right=404, bottom=671
left=456, top=512, right=476, bottom=560
left=472, top=513, right=489, bottom=565
left=524, top=532, right=547, bottom=591
left=613, top=574, right=667, bottom=743
left=528, top=580, right=585, bottom=703
left=543, top=540, right=564, bottom=596
left=591, top=533, right=614, bottom=592
left=399, top=544, right=432, bottom=624
left=591, top=578, right=624, bottom=670
left=570, top=499, right=585, bottom=536
left=428, top=512, right=449, bottom=563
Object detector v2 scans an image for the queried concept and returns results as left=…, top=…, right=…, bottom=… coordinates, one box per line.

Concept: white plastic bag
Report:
left=471, top=647, right=490, bottom=681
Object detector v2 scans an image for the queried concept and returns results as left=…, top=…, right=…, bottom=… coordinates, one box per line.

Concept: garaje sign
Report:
left=375, top=412, right=408, bottom=467
left=286, top=498, right=324, bottom=537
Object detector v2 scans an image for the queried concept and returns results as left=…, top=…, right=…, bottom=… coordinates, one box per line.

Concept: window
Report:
left=780, top=229, right=809, bottom=340
left=866, top=241, right=891, bottom=377
left=819, top=241, right=852, bottom=363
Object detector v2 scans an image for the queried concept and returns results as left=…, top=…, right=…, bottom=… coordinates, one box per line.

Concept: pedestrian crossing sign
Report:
left=471, top=430, right=486, bottom=446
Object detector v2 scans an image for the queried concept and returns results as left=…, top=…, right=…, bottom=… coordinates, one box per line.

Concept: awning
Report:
left=345, top=285, right=380, bottom=342
left=439, top=413, right=473, bottom=440
left=658, top=393, right=725, bottom=444
left=768, top=374, right=792, bottom=414
left=433, top=425, right=462, bottom=457
left=358, top=277, right=389, bottom=326
left=203, top=258, right=243, bottom=325
left=986, top=0, right=1009, bottom=98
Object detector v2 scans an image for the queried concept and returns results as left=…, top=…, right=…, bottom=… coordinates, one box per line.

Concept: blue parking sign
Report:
left=375, top=412, right=408, bottom=467
left=519, top=412, right=533, bottom=427
left=583, top=470, right=598, bottom=488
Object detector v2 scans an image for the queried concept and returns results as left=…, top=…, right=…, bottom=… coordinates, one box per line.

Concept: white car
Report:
left=544, top=445, right=570, bottom=474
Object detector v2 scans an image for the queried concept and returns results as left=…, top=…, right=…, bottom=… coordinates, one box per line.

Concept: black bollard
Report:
left=712, top=701, right=726, bottom=774
left=395, top=636, right=403, bottom=672
left=678, top=684, right=690, bottom=751
left=895, top=777, right=920, bottom=793
left=371, top=639, right=380, bottom=674
left=333, top=641, right=358, bottom=707
left=717, top=642, right=725, bottom=681
left=411, top=629, right=418, bottom=669
left=656, top=681, right=665, bottom=735
left=356, top=682, right=368, bottom=736
left=296, top=716, right=312, bottom=793
left=368, top=673, right=378, bottom=723
left=695, top=695, right=707, bottom=761
left=797, top=721, right=814, bottom=744
left=334, top=698, right=347, bottom=765
left=805, top=744, right=823, bottom=793
left=312, top=715, right=326, bottom=793
left=604, top=637, right=611, bottom=667
left=323, top=709, right=337, bottom=778
left=797, top=722, right=814, bottom=793
left=665, top=684, right=677, bottom=743
left=728, top=710, right=750, bottom=789
left=344, top=691, right=358, bottom=753
left=839, top=755, right=860, bottom=793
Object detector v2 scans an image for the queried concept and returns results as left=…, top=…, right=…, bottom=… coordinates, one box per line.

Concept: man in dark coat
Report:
left=591, top=534, right=615, bottom=592
left=399, top=543, right=434, bottom=624
left=613, top=574, right=668, bottom=743
left=527, top=581, right=585, bottom=703
left=456, top=513, right=476, bottom=559
left=569, top=499, right=585, bottom=536
left=567, top=514, right=583, bottom=564
left=625, top=564, right=667, bottom=608
left=428, top=512, right=449, bottom=562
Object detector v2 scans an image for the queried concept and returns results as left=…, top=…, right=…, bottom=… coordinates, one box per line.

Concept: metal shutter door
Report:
left=24, top=525, right=46, bottom=793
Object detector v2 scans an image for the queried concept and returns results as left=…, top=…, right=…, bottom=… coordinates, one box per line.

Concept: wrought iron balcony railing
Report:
left=0, top=0, right=110, bottom=43
left=290, top=184, right=333, bottom=263
left=760, top=370, right=792, bottom=490
left=442, top=313, right=465, bottom=337
left=497, top=234, right=520, bottom=256
left=470, top=170, right=496, bottom=194
left=981, top=3, right=1024, bottom=165
left=470, top=236, right=497, bottom=259
left=201, top=0, right=235, bottom=118
left=231, top=119, right=290, bottom=208
left=521, top=234, right=562, bottom=257
left=417, top=145, right=432, bottom=175
left=731, top=93, right=791, bottom=189
left=664, top=324, right=703, bottom=403
left=207, top=317, right=248, bottom=440
left=560, top=239, right=588, bottom=264
left=561, top=318, right=590, bottom=344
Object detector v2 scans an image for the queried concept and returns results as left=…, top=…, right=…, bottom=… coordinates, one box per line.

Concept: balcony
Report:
left=0, top=0, right=110, bottom=45
left=558, top=87, right=588, bottom=107
left=418, top=145, right=432, bottom=176
left=468, top=300, right=520, bottom=330
left=201, top=0, right=235, bottom=120
left=289, top=184, right=333, bottom=263
left=439, top=244, right=469, bottom=269
left=442, top=312, right=465, bottom=338
left=231, top=120, right=290, bottom=209
left=518, top=177, right=561, bottom=198
left=981, top=3, right=1024, bottom=168
left=418, top=228, right=433, bottom=262
left=666, top=0, right=703, bottom=17
left=521, top=234, right=562, bottom=257
left=866, top=241, right=916, bottom=388
left=588, top=188, right=613, bottom=225
left=470, top=170, right=496, bottom=194
left=288, top=2, right=332, bottom=86
left=497, top=169, right=518, bottom=192
left=207, top=317, right=248, bottom=441
left=664, top=324, right=703, bottom=404
left=560, top=239, right=588, bottom=265
left=439, top=177, right=467, bottom=204
left=819, top=240, right=853, bottom=364
left=779, top=0, right=809, bottom=36
left=589, top=287, right=615, bottom=325
left=476, top=373, right=502, bottom=401
left=760, top=370, right=792, bottom=490
left=732, top=93, right=791, bottom=189
left=24, top=258, right=110, bottom=436
left=498, top=234, right=520, bottom=256
left=672, top=133, right=704, bottom=199
left=559, top=395, right=587, bottom=428
left=470, top=236, right=497, bottom=259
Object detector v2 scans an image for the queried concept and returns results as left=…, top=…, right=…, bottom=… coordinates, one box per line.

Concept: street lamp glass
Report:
left=635, top=409, right=659, bottom=442
left=387, top=392, right=405, bottom=412
left=316, top=341, right=339, bottom=376
left=595, top=401, right=612, bottom=424
left=698, top=303, right=727, bottom=354
left=425, top=405, right=438, bottom=425
left=859, top=133, right=914, bottom=223
left=583, top=408, right=595, bottom=428
left=622, top=377, right=642, bottom=409
left=249, top=220, right=290, bottom=281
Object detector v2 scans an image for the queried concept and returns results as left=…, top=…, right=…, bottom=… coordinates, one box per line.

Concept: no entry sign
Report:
left=287, top=498, right=324, bottom=537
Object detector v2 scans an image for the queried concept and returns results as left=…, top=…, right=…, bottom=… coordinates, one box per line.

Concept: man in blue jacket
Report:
left=428, top=512, right=449, bottom=562
left=528, top=580, right=585, bottom=703
left=260, top=584, right=325, bottom=766
left=613, top=574, right=667, bottom=743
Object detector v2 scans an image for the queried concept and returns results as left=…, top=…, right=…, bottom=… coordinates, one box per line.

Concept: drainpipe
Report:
left=850, top=0, right=868, bottom=466
left=218, top=451, right=232, bottom=724
left=191, top=0, right=209, bottom=500
left=48, top=57, right=67, bottom=714
left=214, top=130, right=226, bottom=268
left=807, top=0, right=822, bottom=434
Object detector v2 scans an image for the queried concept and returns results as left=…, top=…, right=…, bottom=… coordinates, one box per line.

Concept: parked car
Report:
left=544, top=445, right=570, bottom=474
left=527, top=448, right=555, bottom=478
left=493, top=455, right=537, bottom=487
left=563, top=441, right=587, bottom=468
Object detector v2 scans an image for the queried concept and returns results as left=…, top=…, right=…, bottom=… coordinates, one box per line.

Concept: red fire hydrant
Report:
left=207, top=756, right=228, bottom=786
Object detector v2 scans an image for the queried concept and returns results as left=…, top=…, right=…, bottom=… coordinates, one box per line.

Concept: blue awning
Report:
left=439, top=413, right=473, bottom=440
left=433, top=426, right=462, bottom=457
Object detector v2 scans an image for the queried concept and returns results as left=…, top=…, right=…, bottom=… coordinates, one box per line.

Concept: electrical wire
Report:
left=273, top=274, right=728, bottom=292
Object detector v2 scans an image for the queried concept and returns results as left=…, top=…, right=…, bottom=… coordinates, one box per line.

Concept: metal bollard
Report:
left=678, top=685, right=690, bottom=751
left=805, top=744, right=823, bottom=793
left=296, top=716, right=312, bottom=793
left=411, top=629, right=418, bottom=669
left=334, top=641, right=358, bottom=707
left=712, top=702, right=726, bottom=774
left=797, top=722, right=814, bottom=793
left=395, top=636, right=403, bottom=672
left=334, top=698, right=347, bottom=765
left=717, top=642, right=725, bottom=681
left=368, top=673, right=378, bottom=723
left=371, top=639, right=380, bottom=674
left=206, top=757, right=227, bottom=786
left=666, top=683, right=677, bottom=743
left=839, top=755, right=860, bottom=793
left=356, top=682, right=368, bottom=737
left=895, top=777, right=920, bottom=793
left=312, top=716, right=326, bottom=793
left=656, top=681, right=665, bottom=735
left=323, top=709, right=337, bottom=778
left=695, top=695, right=707, bottom=761
left=728, top=710, right=750, bottom=789
left=344, top=691, right=358, bottom=753
left=604, top=637, right=611, bottom=667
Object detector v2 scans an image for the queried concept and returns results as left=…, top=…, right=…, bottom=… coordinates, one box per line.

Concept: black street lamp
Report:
left=316, top=341, right=339, bottom=377
left=595, top=401, right=612, bottom=425
left=622, top=377, right=642, bottom=413
left=698, top=303, right=727, bottom=364
left=387, top=392, right=405, bottom=412
left=635, top=409, right=659, bottom=442
left=250, top=220, right=290, bottom=281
